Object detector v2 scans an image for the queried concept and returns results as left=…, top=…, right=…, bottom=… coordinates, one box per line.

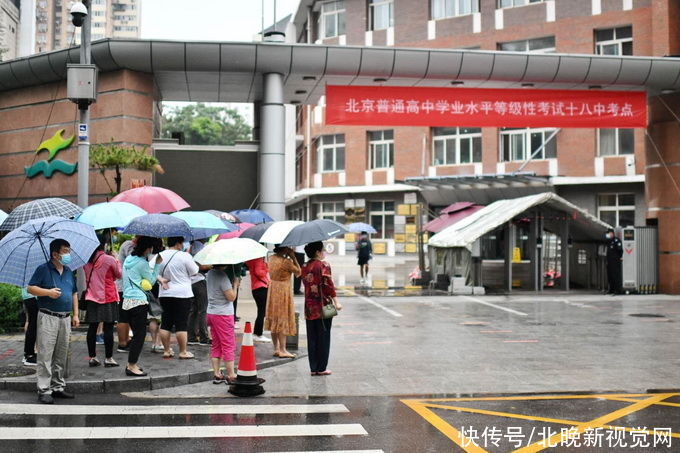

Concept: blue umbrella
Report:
left=123, top=214, right=194, bottom=240
left=0, top=217, right=99, bottom=287
left=76, top=201, right=147, bottom=230
left=170, top=211, right=236, bottom=239
left=347, top=222, right=377, bottom=234
left=230, top=209, right=274, bottom=224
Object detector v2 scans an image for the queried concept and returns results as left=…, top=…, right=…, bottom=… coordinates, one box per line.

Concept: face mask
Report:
left=182, top=241, right=190, bottom=252
left=59, top=253, right=72, bottom=266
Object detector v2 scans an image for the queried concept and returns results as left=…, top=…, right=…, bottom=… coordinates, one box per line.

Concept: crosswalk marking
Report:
left=0, top=403, right=349, bottom=416
left=0, top=424, right=368, bottom=440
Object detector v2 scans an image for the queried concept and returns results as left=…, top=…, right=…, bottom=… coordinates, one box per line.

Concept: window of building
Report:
left=431, top=0, right=479, bottom=19
left=315, top=202, right=345, bottom=224
left=368, top=0, right=393, bottom=31
left=501, top=128, right=557, bottom=162
left=595, top=26, right=632, bottom=56
left=498, top=0, right=544, bottom=7
left=598, top=129, right=634, bottom=156
left=319, top=0, right=345, bottom=39
left=368, top=130, right=394, bottom=169
left=598, top=193, right=635, bottom=227
left=370, top=201, right=395, bottom=238
left=499, top=36, right=555, bottom=53
left=318, top=134, right=345, bottom=172
left=432, top=127, right=482, bottom=165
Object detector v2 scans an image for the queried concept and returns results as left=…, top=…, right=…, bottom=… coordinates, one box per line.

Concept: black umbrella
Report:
left=239, top=222, right=274, bottom=242
left=279, top=219, right=348, bottom=247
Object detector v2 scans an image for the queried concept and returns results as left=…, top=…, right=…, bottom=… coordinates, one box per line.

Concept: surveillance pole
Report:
left=77, top=0, right=91, bottom=208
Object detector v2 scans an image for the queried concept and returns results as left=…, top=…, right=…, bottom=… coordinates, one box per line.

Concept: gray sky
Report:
left=141, top=0, right=301, bottom=41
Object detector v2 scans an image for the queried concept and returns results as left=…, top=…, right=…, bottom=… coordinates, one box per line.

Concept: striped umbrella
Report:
left=0, top=217, right=99, bottom=287
left=0, top=198, right=82, bottom=231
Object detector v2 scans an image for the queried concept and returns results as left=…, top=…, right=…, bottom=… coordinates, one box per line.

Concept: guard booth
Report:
left=428, top=192, right=611, bottom=293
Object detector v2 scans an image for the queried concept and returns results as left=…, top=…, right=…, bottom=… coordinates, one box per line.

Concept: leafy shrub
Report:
left=0, top=284, right=23, bottom=333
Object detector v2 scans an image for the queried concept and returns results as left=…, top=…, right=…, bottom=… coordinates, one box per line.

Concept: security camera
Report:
left=70, top=2, right=88, bottom=27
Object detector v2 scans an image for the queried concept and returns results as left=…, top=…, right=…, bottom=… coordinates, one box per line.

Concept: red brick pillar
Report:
left=646, top=92, right=680, bottom=294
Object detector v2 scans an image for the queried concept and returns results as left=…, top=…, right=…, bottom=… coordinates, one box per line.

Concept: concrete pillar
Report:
left=252, top=101, right=261, bottom=141
left=560, top=219, right=570, bottom=291
left=504, top=222, right=515, bottom=292
left=529, top=211, right=543, bottom=291
left=646, top=91, right=680, bottom=293
left=259, top=73, right=286, bottom=221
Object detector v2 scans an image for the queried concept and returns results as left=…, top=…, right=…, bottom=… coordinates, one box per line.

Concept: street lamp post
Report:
left=74, top=0, right=92, bottom=208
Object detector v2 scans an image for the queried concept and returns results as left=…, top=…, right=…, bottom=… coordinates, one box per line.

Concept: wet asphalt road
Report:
left=0, top=389, right=677, bottom=452
left=2, top=292, right=680, bottom=452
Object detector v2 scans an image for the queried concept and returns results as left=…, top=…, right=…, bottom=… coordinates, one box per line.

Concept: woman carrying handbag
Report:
left=301, top=241, right=343, bottom=376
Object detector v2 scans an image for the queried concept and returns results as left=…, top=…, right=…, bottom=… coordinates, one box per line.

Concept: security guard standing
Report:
left=605, top=228, right=623, bottom=294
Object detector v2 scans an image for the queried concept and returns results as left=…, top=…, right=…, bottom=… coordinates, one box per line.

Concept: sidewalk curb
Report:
left=1, top=354, right=307, bottom=394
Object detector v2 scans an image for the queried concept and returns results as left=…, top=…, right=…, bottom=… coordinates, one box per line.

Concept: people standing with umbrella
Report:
left=121, top=236, right=164, bottom=376
left=266, top=246, right=301, bottom=359
left=83, top=235, right=122, bottom=368
left=158, top=237, right=199, bottom=359
left=301, top=241, right=342, bottom=376
left=27, top=238, right=80, bottom=403
left=206, top=264, right=239, bottom=384
left=0, top=217, right=99, bottom=404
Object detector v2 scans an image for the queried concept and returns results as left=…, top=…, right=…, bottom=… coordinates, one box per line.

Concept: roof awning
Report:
left=404, top=173, right=551, bottom=206
left=424, top=204, right=485, bottom=233
left=286, top=183, right=418, bottom=206
left=1, top=39, right=679, bottom=103
left=428, top=192, right=611, bottom=249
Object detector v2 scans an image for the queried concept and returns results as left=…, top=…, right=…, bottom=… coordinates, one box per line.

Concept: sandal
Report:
left=162, top=351, right=175, bottom=359
left=278, top=352, right=296, bottom=359
left=225, top=376, right=238, bottom=385
left=104, top=358, right=119, bottom=367
left=317, top=370, right=332, bottom=376
left=179, top=352, right=195, bottom=360
left=88, top=358, right=101, bottom=367
left=212, top=374, right=225, bottom=384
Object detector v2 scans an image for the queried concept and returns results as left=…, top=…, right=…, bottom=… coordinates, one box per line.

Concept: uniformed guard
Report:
left=605, top=228, right=623, bottom=295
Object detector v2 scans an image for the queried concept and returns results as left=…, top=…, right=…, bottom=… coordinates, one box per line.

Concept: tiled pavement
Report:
left=0, top=286, right=305, bottom=394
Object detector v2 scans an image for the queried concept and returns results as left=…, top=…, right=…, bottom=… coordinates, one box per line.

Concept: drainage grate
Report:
left=628, top=313, right=666, bottom=318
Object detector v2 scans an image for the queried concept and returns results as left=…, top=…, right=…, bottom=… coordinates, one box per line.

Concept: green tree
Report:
left=90, top=142, right=164, bottom=195
left=162, top=103, right=252, bottom=145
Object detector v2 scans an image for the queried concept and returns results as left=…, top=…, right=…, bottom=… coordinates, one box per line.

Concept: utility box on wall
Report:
left=622, top=226, right=658, bottom=293
left=67, top=64, right=98, bottom=103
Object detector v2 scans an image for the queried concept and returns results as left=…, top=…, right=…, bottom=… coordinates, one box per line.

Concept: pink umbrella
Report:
left=218, top=222, right=255, bottom=240
left=111, top=186, right=190, bottom=214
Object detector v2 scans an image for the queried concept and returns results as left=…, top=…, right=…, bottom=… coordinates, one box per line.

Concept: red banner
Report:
left=325, top=85, right=647, bottom=128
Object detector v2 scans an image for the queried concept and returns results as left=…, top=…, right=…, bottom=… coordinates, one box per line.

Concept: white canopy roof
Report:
left=428, top=192, right=611, bottom=249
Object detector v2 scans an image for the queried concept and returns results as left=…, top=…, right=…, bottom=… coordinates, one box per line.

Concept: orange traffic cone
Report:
left=229, top=321, right=265, bottom=397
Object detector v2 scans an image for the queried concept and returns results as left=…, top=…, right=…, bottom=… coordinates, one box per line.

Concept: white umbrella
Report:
left=258, top=220, right=304, bottom=244
left=0, top=209, right=7, bottom=226
left=193, top=238, right=268, bottom=265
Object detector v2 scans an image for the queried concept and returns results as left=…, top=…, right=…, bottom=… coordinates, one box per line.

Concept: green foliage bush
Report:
left=0, top=284, right=23, bottom=333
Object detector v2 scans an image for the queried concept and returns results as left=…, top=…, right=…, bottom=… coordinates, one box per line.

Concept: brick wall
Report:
left=0, top=70, right=156, bottom=211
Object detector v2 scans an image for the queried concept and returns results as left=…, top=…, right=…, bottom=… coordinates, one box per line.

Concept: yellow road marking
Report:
left=401, top=400, right=489, bottom=453
left=513, top=393, right=672, bottom=453
left=600, top=425, right=680, bottom=439
left=407, top=393, right=653, bottom=403
left=403, top=393, right=680, bottom=451
left=422, top=403, right=580, bottom=426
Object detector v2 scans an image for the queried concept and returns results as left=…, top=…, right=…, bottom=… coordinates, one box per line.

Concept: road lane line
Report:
left=0, top=424, right=368, bottom=440
left=349, top=292, right=403, bottom=317
left=0, top=403, right=349, bottom=416
left=460, top=296, right=528, bottom=316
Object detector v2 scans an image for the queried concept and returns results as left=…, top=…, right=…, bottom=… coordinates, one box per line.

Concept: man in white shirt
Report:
left=158, top=237, right=199, bottom=359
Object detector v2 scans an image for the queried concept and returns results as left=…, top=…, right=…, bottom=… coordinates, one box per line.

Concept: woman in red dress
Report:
left=300, top=241, right=342, bottom=376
